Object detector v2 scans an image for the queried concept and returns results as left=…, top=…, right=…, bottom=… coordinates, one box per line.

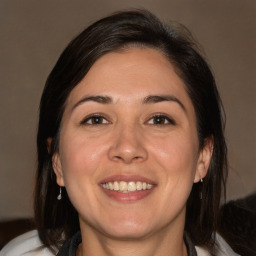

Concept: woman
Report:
left=1, top=9, right=239, bottom=256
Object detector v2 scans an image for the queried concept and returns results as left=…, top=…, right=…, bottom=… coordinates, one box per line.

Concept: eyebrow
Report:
left=72, top=94, right=186, bottom=112
left=72, top=96, right=112, bottom=111
left=143, top=95, right=186, bottom=112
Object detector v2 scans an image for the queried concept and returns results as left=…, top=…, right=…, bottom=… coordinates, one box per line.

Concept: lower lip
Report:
left=100, top=187, right=155, bottom=202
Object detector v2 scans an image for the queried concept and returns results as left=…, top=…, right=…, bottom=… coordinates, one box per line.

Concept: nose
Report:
left=108, top=124, right=148, bottom=164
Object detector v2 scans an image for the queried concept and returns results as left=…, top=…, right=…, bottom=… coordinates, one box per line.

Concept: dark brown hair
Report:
left=34, top=9, right=228, bottom=254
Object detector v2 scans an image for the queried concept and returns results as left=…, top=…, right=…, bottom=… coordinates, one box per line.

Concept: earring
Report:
left=57, top=187, right=62, bottom=200
left=200, top=176, right=203, bottom=200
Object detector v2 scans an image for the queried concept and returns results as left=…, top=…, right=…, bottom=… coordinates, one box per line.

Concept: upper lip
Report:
left=99, top=174, right=156, bottom=185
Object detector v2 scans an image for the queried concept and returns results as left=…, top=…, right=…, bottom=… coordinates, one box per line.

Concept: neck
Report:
left=78, top=236, right=187, bottom=256
left=78, top=212, right=188, bottom=256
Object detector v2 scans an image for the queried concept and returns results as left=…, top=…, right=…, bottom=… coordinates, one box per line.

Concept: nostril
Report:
left=113, top=156, right=122, bottom=160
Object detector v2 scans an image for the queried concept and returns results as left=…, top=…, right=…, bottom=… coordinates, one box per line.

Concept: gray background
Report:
left=0, top=0, right=255, bottom=220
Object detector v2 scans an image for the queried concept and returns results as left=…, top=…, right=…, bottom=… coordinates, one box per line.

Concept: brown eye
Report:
left=148, top=115, right=175, bottom=125
left=81, top=115, right=109, bottom=125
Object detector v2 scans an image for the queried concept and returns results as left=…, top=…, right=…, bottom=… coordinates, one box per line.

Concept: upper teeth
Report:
left=101, top=181, right=154, bottom=192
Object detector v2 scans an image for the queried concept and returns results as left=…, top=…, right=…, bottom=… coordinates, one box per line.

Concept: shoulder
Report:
left=215, top=233, right=241, bottom=255
left=0, top=230, right=54, bottom=256
left=195, top=233, right=241, bottom=256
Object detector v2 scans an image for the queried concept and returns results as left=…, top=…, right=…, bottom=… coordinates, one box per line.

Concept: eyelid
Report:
left=80, top=113, right=111, bottom=125
left=146, top=113, right=176, bottom=125
left=79, top=112, right=175, bottom=126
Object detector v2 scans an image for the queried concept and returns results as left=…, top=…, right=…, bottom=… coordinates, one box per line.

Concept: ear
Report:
left=52, top=152, right=65, bottom=187
left=194, top=136, right=213, bottom=183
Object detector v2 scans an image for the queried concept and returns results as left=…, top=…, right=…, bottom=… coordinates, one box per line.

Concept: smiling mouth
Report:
left=101, top=181, right=154, bottom=193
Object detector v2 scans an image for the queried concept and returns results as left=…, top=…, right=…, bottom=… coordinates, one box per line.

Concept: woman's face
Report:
left=53, top=48, right=211, bottom=240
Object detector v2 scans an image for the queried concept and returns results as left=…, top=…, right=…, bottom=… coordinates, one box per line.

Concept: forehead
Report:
left=66, top=48, right=191, bottom=105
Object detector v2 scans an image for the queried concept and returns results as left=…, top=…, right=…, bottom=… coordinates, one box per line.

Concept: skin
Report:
left=52, top=48, right=212, bottom=256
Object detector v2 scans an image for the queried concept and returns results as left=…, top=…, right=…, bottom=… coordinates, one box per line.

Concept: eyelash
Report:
left=147, top=114, right=176, bottom=126
left=80, top=114, right=176, bottom=126
left=80, top=114, right=110, bottom=125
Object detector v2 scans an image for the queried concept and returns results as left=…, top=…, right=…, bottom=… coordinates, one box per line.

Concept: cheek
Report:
left=153, top=134, right=198, bottom=212
left=150, top=132, right=198, bottom=172
left=148, top=132, right=198, bottom=198
left=58, top=134, right=108, bottom=216
left=58, top=133, right=108, bottom=189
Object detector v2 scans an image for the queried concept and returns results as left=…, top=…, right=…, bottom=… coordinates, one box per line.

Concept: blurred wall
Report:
left=0, top=0, right=255, bottom=219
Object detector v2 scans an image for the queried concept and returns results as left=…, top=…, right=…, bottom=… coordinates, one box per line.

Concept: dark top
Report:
left=56, top=231, right=198, bottom=256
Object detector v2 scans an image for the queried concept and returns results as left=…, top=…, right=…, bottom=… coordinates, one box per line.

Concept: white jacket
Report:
left=0, top=230, right=240, bottom=256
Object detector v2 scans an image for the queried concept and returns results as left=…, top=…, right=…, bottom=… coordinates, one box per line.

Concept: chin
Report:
left=103, top=226, right=151, bottom=240
left=98, top=216, right=156, bottom=240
